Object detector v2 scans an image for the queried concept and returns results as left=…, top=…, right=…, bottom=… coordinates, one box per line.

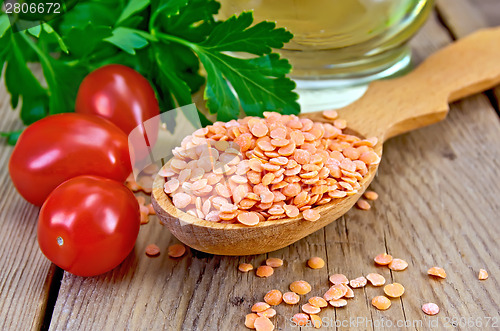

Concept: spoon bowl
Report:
left=152, top=27, right=500, bottom=255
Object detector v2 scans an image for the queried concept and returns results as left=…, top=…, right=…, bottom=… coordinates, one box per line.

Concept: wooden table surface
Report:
left=1, top=1, right=499, bottom=330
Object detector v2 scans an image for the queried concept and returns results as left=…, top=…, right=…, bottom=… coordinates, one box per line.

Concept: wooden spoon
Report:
left=152, top=27, right=500, bottom=255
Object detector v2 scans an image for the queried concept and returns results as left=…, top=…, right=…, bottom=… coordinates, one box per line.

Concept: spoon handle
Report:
left=338, top=27, right=500, bottom=142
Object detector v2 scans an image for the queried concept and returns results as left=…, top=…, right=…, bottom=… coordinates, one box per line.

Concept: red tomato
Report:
left=9, top=113, right=131, bottom=206
left=75, top=64, right=160, bottom=139
left=37, top=175, right=140, bottom=277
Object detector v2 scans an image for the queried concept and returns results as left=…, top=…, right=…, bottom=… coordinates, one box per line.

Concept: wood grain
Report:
left=0, top=4, right=496, bottom=331
left=436, top=0, right=500, bottom=114
left=47, top=10, right=500, bottom=331
left=0, top=77, right=56, bottom=330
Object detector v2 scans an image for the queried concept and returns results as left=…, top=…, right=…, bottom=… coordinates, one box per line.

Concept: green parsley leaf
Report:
left=161, top=0, right=219, bottom=42
left=105, top=27, right=149, bottom=55
left=63, top=23, right=112, bottom=58
left=27, top=25, right=42, bottom=38
left=42, top=23, right=69, bottom=54
left=4, top=33, right=48, bottom=122
left=152, top=43, right=193, bottom=107
left=0, top=15, right=9, bottom=38
left=117, top=0, right=150, bottom=24
left=200, top=12, right=292, bottom=55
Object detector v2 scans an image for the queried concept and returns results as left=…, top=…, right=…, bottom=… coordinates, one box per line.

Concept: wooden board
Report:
left=0, top=3, right=498, bottom=331
left=0, top=77, right=56, bottom=331
left=47, top=10, right=500, bottom=331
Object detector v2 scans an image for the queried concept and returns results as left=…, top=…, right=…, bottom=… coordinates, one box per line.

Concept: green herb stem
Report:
left=155, top=32, right=196, bottom=50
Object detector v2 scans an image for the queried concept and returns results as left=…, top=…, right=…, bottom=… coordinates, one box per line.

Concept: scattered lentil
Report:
left=145, top=244, right=160, bottom=257
left=307, top=257, right=325, bottom=269
left=168, top=244, right=186, bottom=258
left=384, top=283, right=405, bottom=298
left=257, top=308, right=276, bottom=318
left=324, top=284, right=347, bottom=301
left=308, top=297, right=328, bottom=308
left=239, top=263, right=254, bottom=273
left=343, top=285, right=355, bottom=298
left=427, top=267, right=447, bottom=279
left=254, top=316, right=274, bottom=331
left=349, top=276, right=367, bottom=288
left=366, top=273, right=386, bottom=286
left=282, top=292, right=300, bottom=305
left=389, top=258, right=408, bottom=271
left=310, top=314, right=322, bottom=328
left=290, top=280, right=312, bottom=295
left=264, top=290, right=283, bottom=306
left=363, top=190, right=378, bottom=200
left=374, top=253, right=393, bottom=265
left=478, top=269, right=488, bottom=280
left=266, top=258, right=283, bottom=268
left=251, top=302, right=270, bottom=313
left=329, top=274, right=349, bottom=285
left=292, top=313, right=309, bottom=326
left=245, top=313, right=259, bottom=329
left=256, top=266, right=274, bottom=278
left=356, top=199, right=371, bottom=210
left=372, top=296, right=391, bottom=310
left=422, top=303, right=439, bottom=316
left=329, top=299, right=348, bottom=307
left=302, top=303, right=321, bottom=314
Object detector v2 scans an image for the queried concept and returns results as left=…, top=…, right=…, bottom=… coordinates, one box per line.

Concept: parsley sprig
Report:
left=0, top=0, right=299, bottom=144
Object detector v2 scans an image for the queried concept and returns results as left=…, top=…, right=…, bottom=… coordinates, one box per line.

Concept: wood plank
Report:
left=49, top=9, right=500, bottom=331
left=0, top=77, right=56, bottom=330
left=436, top=0, right=500, bottom=112
left=436, top=0, right=500, bottom=37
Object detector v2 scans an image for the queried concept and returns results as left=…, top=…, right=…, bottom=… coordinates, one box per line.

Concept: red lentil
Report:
left=251, top=302, right=270, bottom=313
left=307, top=257, right=325, bottom=269
left=349, top=276, right=367, bottom=288
left=422, top=303, right=439, bottom=316
left=145, top=244, right=160, bottom=257
left=282, top=292, right=300, bottom=305
left=329, top=274, right=349, bottom=285
left=308, top=296, right=328, bottom=308
left=264, top=290, right=283, bottom=306
left=427, top=267, right=447, bottom=279
left=388, top=258, right=408, bottom=271
left=256, top=266, right=274, bottom=278
left=324, top=284, right=347, bottom=301
left=245, top=313, right=259, bottom=329
left=366, top=273, right=386, bottom=286
left=310, top=314, right=322, bottom=328
left=167, top=244, right=186, bottom=258
left=254, top=316, right=274, bottom=331
left=302, top=303, right=321, bottom=314
left=160, top=113, right=379, bottom=225
left=238, top=263, right=254, bottom=273
left=363, top=190, right=378, bottom=200
left=372, top=296, right=391, bottom=310
left=292, top=313, right=309, bottom=326
left=266, top=258, right=283, bottom=268
left=257, top=308, right=276, bottom=318
left=374, top=253, right=393, bottom=266
left=384, top=283, right=405, bottom=298
left=290, top=280, right=312, bottom=295
left=329, top=299, right=348, bottom=307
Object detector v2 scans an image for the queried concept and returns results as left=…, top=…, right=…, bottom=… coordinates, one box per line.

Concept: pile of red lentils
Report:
left=240, top=254, right=489, bottom=330
left=159, top=111, right=380, bottom=225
